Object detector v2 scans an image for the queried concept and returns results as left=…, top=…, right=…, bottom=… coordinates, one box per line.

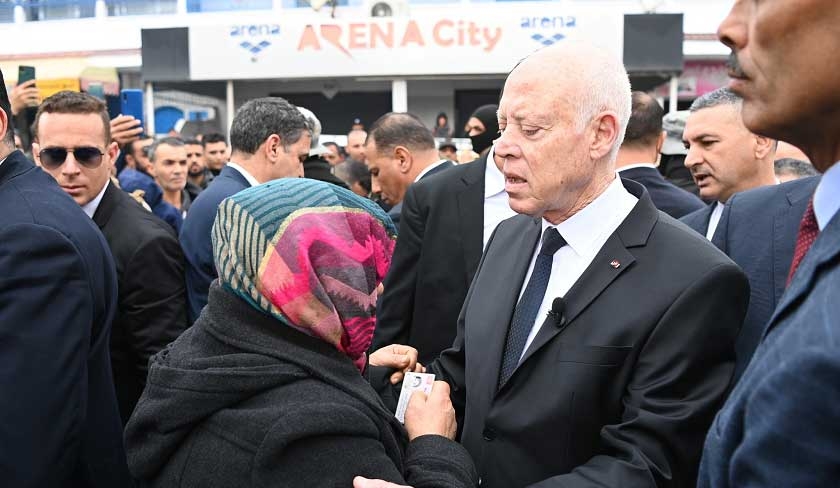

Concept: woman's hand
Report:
left=404, top=381, right=457, bottom=441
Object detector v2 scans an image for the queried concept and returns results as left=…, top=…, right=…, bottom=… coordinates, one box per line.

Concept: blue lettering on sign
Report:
left=229, top=24, right=281, bottom=60
left=520, top=15, right=576, bottom=46
left=230, top=24, right=281, bottom=37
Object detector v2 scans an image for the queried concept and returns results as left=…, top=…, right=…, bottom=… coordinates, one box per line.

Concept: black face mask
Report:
left=470, top=130, right=495, bottom=155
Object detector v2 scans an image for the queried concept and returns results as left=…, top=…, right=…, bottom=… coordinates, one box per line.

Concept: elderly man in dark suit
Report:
left=616, top=91, right=705, bottom=218
left=363, top=41, right=749, bottom=488
left=180, top=97, right=311, bottom=322
left=34, top=91, right=189, bottom=424
left=0, top=72, right=131, bottom=486
left=699, top=1, right=840, bottom=485
left=371, top=145, right=515, bottom=364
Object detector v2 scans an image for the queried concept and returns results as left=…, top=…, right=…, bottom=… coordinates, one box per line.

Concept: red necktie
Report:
left=787, top=200, right=819, bottom=286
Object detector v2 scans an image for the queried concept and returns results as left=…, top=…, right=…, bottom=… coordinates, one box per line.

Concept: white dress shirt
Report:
left=616, top=162, right=658, bottom=173
left=225, top=162, right=260, bottom=187
left=82, top=180, right=110, bottom=219
left=414, top=159, right=450, bottom=182
left=705, top=202, right=725, bottom=241
left=483, top=145, right=517, bottom=248
left=518, top=176, right=638, bottom=359
left=813, top=161, right=840, bottom=231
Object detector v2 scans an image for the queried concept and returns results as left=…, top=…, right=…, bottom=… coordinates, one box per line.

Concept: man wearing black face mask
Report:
left=465, top=104, right=499, bottom=156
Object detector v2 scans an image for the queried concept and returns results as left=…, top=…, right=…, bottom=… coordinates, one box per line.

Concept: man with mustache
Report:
left=680, top=87, right=777, bottom=240
left=150, top=137, right=192, bottom=217
left=698, top=1, right=840, bottom=485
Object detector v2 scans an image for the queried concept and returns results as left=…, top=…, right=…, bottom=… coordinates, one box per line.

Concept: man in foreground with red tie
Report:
left=698, top=1, right=840, bottom=485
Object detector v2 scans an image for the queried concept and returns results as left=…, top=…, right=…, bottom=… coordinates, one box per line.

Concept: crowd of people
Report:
left=1, top=0, right=839, bottom=486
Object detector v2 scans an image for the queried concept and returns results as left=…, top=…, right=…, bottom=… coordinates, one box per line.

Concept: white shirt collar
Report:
left=484, top=145, right=506, bottom=198
left=616, top=163, right=658, bottom=173
left=545, top=176, right=638, bottom=257
left=225, top=162, right=260, bottom=187
left=82, top=179, right=110, bottom=219
left=705, top=201, right=725, bottom=241
left=814, top=161, right=840, bottom=231
left=0, top=155, right=6, bottom=168
left=414, top=159, right=449, bottom=183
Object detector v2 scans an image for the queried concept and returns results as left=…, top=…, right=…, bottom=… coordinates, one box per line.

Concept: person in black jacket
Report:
left=125, top=178, right=477, bottom=488
left=0, top=69, right=132, bottom=488
left=616, top=92, right=705, bottom=218
left=34, top=91, right=188, bottom=424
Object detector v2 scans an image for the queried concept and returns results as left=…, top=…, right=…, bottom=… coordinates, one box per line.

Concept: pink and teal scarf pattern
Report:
left=212, top=178, right=397, bottom=372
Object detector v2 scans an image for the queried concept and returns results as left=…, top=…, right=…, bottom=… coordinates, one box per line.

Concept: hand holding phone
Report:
left=120, top=89, right=145, bottom=132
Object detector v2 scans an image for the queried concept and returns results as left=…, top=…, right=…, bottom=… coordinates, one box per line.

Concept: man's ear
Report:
left=32, top=141, right=41, bottom=166
left=754, top=135, right=775, bottom=160
left=589, top=111, right=620, bottom=161
left=106, top=141, right=120, bottom=172
left=264, top=134, right=282, bottom=162
left=395, top=146, right=412, bottom=173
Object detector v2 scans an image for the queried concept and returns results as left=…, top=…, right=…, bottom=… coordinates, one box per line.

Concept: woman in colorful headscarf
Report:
left=124, top=178, right=477, bottom=487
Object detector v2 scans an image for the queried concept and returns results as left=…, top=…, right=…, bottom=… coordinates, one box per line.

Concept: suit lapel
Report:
left=514, top=180, right=657, bottom=373
left=92, top=182, right=119, bottom=230
left=457, top=156, right=487, bottom=285
left=765, top=207, right=840, bottom=337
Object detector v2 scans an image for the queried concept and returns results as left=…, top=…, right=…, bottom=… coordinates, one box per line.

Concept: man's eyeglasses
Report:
left=39, top=147, right=105, bottom=170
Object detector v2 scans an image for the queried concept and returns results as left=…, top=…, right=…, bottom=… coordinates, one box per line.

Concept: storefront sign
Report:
left=189, top=7, right=623, bottom=80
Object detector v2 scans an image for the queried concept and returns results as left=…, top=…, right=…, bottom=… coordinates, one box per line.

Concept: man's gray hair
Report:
left=535, top=42, right=632, bottom=161
left=689, top=87, right=743, bottom=113
left=297, top=106, right=322, bottom=149
left=775, top=158, right=819, bottom=179
left=229, top=97, right=309, bottom=155
left=147, top=136, right=184, bottom=162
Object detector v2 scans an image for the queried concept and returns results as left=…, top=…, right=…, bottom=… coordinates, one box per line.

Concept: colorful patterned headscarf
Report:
left=212, top=178, right=397, bottom=372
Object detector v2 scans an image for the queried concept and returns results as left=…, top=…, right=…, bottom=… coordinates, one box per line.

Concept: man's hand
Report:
left=110, top=115, right=143, bottom=147
left=369, top=344, right=424, bottom=384
left=404, top=381, right=457, bottom=441
left=10, top=80, right=39, bottom=115
left=353, top=476, right=412, bottom=488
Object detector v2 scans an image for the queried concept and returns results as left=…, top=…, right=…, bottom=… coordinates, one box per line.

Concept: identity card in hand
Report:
left=395, top=372, right=435, bottom=423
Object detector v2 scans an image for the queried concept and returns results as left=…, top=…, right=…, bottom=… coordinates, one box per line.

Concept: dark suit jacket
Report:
left=93, top=182, right=188, bottom=423
left=303, top=156, right=349, bottom=189
left=711, top=176, right=819, bottom=381
left=699, top=179, right=840, bottom=488
left=399, top=179, right=749, bottom=488
left=373, top=156, right=486, bottom=363
left=387, top=161, right=454, bottom=229
left=618, top=166, right=705, bottom=218
left=180, top=165, right=250, bottom=322
left=0, top=151, right=131, bottom=486
left=680, top=202, right=716, bottom=236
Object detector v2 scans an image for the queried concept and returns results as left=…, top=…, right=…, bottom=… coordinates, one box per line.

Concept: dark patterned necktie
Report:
left=787, top=199, right=819, bottom=286
left=498, top=227, right=566, bottom=389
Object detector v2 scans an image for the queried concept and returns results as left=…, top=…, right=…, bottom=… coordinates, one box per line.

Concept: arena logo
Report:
left=230, top=24, right=281, bottom=62
left=297, top=20, right=502, bottom=58
left=521, top=16, right=576, bottom=46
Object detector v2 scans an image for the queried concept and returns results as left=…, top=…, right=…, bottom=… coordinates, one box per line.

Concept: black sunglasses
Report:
left=39, top=146, right=105, bottom=170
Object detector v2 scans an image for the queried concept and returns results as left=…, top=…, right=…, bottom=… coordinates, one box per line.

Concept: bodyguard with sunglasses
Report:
left=0, top=73, right=132, bottom=485
left=33, top=91, right=189, bottom=425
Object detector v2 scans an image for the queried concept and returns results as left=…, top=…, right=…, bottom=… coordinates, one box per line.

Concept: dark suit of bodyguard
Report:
left=0, top=152, right=131, bottom=483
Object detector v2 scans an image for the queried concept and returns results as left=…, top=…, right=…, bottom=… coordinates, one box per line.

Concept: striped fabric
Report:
left=212, top=178, right=397, bottom=372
